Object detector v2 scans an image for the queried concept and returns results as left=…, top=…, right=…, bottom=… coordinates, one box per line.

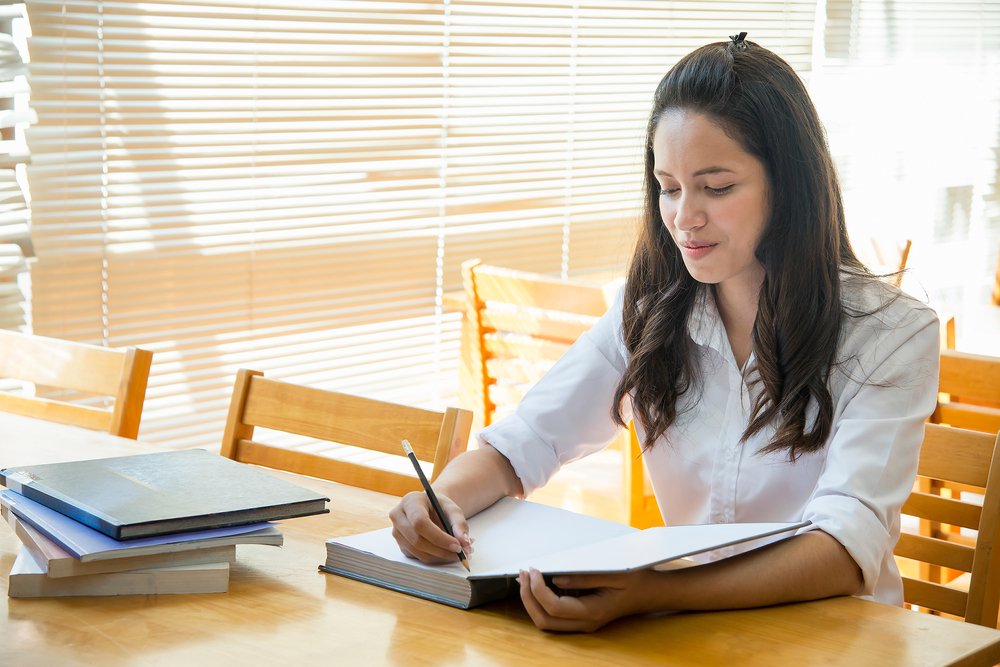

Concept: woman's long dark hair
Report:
left=612, top=39, right=870, bottom=461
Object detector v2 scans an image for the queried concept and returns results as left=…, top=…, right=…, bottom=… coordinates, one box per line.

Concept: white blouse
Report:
left=479, top=277, right=940, bottom=605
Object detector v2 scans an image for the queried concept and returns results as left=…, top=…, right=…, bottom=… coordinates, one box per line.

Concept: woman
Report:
left=390, top=34, right=939, bottom=632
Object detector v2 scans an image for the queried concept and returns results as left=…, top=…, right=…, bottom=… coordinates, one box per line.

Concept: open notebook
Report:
left=322, top=497, right=808, bottom=609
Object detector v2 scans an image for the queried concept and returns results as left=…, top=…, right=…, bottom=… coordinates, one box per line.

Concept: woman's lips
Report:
left=679, top=241, right=718, bottom=259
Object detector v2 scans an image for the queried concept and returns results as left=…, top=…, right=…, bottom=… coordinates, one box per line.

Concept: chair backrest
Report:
left=220, top=369, right=473, bottom=496
left=461, top=259, right=612, bottom=427
left=460, top=259, right=662, bottom=528
left=0, top=329, right=152, bottom=438
left=932, top=350, right=1000, bottom=435
left=895, top=423, right=1000, bottom=626
left=855, top=236, right=912, bottom=288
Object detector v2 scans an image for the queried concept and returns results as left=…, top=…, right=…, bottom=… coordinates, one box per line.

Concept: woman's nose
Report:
left=672, top=194, right=706, bottom=231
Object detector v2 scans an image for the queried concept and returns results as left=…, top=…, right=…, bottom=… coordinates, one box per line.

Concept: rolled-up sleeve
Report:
left=800, top=305, right=940, bottom=596
left=478, top=290, right=629, bottom=496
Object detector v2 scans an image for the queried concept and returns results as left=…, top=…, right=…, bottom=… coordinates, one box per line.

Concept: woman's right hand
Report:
left=389, top=490, right=474, bottom=565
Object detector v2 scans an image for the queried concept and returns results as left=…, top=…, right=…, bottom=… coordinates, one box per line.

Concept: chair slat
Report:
left=234, top=439, right=424, bottom=497
left=0, top=394, right=111, bottom=432
left=939, top=350, right=1000, bottom=406
left=473, top=268, right=609, bottom=316
left=898, top=426, right=1000, bottom=627
left=222, top=370, right=472, bottom=496
left=0, top=330, right=125, bottom=395
left=242, top=377, right=445, bottom=460
left=902, top=490, right=982, bottom=530
left=917, top=424, right=995, bottom=487
left=485, top=357, right=556, bottom=386
left=0, top=330, right=151, bottom=439
left=484, top=334, right=572, bottom=364
left=481, top=309, right=594, bottom=343
left=895, top=532, right=975, bottom=572
left=934, top=403, right=1000, bottom=435
left=902, top=577, right=968, bottom=618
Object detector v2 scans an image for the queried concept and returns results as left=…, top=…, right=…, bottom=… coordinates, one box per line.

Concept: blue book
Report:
left=0, top=449, right=329, bottom=539
left=1, top=489, right=282, bottom=561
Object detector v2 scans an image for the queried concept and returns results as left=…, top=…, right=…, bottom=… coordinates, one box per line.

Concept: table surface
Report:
left=3, top=413, right=1000, bottom=667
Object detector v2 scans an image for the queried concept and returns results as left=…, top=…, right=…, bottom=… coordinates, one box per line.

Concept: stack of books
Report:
left=0, top=449, right=329, bottom=597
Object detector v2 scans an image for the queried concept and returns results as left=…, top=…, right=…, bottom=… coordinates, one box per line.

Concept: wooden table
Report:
left=3, top=414, right=1000, bottom=667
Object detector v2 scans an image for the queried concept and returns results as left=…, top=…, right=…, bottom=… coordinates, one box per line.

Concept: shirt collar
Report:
left=686, top=286, right=729, bottom=354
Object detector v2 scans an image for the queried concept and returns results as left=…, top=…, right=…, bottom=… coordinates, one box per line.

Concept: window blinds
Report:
left=26, top=0, right=817, bottom=448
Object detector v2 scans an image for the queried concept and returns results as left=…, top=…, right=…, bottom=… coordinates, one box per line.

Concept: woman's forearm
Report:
left=632, top=530, right=863, bottom=614
left=432, top=445, right=524, bottom=518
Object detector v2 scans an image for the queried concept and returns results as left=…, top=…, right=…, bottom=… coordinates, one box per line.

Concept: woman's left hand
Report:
left=517, top=568, right=656, bottom=632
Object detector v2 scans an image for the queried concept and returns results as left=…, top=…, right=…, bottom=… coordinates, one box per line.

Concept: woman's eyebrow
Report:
left=693, top=166, right=734, bottom=176
left=653, top=166, right=735, bottom=177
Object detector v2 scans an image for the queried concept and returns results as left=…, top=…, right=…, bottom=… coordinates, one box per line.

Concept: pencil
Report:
left=401, top=439, right=470, bottom=571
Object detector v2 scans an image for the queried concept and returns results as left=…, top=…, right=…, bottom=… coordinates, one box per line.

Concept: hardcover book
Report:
left=1, top=489, right=283, bottom=561
left=0, top=449, right=329, bottom=539
left=4, top=509, right=237, bottom=578
left=321, top=497, right=809, bottom=609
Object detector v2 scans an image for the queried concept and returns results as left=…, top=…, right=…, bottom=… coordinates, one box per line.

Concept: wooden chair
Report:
left=220, top=369, right=473, bottom=496
left=931, top=350, right=1000, bottom=435
left=460, top=259, right=662, bottom=527
left=0, top=329, right=152, bottom=438
left=461, top=259, right=611, bottom=427
left=626, top=428, right=663, bottom=528
left=895, top=423, right=1000, bottom=626
left=855, top=236, right=912, bottom=288
left=917, top=347, right=1000, bottom=582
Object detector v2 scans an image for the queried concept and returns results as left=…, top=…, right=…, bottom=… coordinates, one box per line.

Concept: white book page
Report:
left=527, top=521, right=810, bottom=575
left=329, top=497, right=636, bottom=579
left=331, top=528, right=470, bottom=577
left=467, top=498, right=635, bottom=577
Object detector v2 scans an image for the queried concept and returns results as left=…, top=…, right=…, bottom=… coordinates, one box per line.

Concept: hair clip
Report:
left=729, top=31, right=748, bottom=50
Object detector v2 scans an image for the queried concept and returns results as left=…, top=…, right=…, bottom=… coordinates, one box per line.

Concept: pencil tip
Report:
left=460, top=557, right=471, bottom=572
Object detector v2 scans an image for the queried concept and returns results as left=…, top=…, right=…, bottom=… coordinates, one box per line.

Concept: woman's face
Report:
left=652, top=110, right=770, bottom=294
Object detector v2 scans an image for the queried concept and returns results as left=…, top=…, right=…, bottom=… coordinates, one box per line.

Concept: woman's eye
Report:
left=706, top=184, right=735, bottom=196
left=659, top=187, right=680, bottom=198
